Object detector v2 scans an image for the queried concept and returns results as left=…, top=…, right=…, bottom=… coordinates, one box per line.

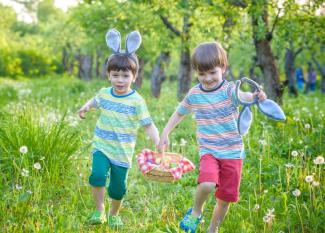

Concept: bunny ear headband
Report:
left=105, top=28, right=141, bottom=59
left=236, top=77, right=286, bottom=136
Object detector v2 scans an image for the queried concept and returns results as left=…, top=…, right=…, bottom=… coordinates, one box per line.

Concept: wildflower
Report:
left=313, top=156, right=324, bottom=165
left=27, top=190, right=32, bottom=194
left=259, top=139, right=267, bottom=146
left=180, top=138, right=187, bottom=147
left=253, top=204, right=260, bottom=211
left=19, top=146, right=28, bottom=154
left=33, top=162, right=41, bottom=170
left=15, top=184, right=22, bottom=190
left=291, top=151, right=298, bottom=157
left=312, top=181, right=320, bottom=187
left=304, top=124, right=310, bottom=129
left=285, top=163, right=294, bottom=168
left=305, top=175, right=313, bottom=183
left=263, top=208, right=275, bottom=223
left=292, top=189, right=301, bottom=197
left=21, top=168, right=29, bottom=177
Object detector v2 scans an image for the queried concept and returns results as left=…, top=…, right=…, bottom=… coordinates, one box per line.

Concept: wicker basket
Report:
left=137, top=149, right=195, bottom=183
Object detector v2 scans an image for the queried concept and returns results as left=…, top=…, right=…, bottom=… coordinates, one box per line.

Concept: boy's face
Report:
left=197, top=66, right=225, bottom=89
left=109, top=69, right=136, bottom=95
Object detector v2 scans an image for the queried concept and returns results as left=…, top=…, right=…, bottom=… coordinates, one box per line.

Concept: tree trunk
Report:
left=312, top=56, right=325, bottom=93
left=77, top=54, right=93, bottom=81
left=95, top=46, right=102, bottom=78
left=251, top=0, right=283, bottom=103
left=134, top=58, right=145, bottom=89
left=177, top=15, right=192, bottom=100
left=101, top=58, right=108, bottom=79
left=151, top=52, right=170, bottom=98
left=284, top=48, right=298, bottom=97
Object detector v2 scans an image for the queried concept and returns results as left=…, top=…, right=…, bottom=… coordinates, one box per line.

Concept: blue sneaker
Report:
left=180, top=208, right=202, bottom=233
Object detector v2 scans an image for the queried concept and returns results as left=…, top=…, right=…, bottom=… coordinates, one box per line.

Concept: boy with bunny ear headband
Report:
left=78, top=29, right=159, bottom=228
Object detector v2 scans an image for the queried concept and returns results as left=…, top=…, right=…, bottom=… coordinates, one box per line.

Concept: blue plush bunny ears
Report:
left=105, top=29, right=142, bottom=55
left=236, top=77, right=286, bottom=136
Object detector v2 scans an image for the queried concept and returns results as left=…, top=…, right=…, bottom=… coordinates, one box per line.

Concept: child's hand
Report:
left=254, top=90, right=267, bottom=102
left=78, top=106, right=89, bottom=119
left=157, top=133, right=169, bottom=152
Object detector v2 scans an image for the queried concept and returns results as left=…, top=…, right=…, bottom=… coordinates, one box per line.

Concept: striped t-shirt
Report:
left=177, top=80, right=245, bottom=159
left=92, top=87, right=152, bottom=168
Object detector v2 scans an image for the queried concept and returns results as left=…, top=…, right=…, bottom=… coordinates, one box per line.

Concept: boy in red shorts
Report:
left=158, top=42, right=266, bottom=233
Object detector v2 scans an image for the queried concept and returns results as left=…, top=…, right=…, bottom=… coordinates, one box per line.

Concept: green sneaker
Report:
left=108, top=215, right=123, bottom=228
left=87, top=210, right=107, bottom=225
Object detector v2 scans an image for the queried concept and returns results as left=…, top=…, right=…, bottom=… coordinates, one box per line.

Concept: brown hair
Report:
left=191, top=42, right=228, bottom=72
left=107, top=54, right=139, bottom=77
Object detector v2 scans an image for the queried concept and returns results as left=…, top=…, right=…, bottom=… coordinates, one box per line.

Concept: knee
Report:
left=89, top=172, right=108, bottom=187
left=199, top=182, right=216, bottom=194
left=108, top=185, right=127, bottom=200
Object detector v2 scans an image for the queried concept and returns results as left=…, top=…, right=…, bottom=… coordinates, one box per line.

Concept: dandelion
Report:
left=180, top=138, right=187, bottom=147
left=292, top=189, right=301, bottom=197
left=305, top=175, right=313, bottom=183
left=263, top=208, right=275, bottom=223
left=259, top=139, right=267, bottom=146
left=304, top=124, right=310, bottom=129
left=291, top=151, right=298, bottom=157
left=285, top=163, right=294, bottom=168
left=27, top=190, right=32, bottom=194
left=21, top=168, right=29, bottom=177
left=33, top=162, right=41, bottom=170
left=313, top=156, right=324, bottom=165
left=312, top=181, right=320, bottom=187
left=15, top=184, right=22, bottom=190
left=19, top=146, right=28, bottom=154
left=253, top=204, right=260, bottom=211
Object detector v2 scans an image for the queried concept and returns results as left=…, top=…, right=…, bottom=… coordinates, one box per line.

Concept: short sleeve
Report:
left=226, top=82, right=239, bottom=107
left=93, top=88, right=106, bottom=108
left=176, top=94, right=192, bottom=115
left=136, top=99, right=152, bottom=126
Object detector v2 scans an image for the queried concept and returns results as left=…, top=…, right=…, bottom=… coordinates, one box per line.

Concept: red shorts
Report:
left=198, top=154, right=243, bottom=202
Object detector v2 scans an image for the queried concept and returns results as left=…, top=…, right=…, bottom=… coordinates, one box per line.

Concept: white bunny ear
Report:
left=105, top=29, right=121, bottom=53
left=125, top=31, right=142, bottom=54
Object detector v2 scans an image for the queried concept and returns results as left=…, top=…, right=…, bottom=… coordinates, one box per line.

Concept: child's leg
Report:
left=92, top=187, right=106, bottom=212
left=108, top=163, right=129, bottom=216
left=192, top=182, right=216, bottom=217
left=88, top=151, right=111, bottom=213
left=207, top=198, right=230, bottom=233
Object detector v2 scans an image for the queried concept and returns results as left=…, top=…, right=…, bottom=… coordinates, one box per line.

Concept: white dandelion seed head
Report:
left=21, top=168, right=29, bottom=177
left=305, top=175, right=313, bottom=183
left=253, top=204, right=260, bottom=210
left=313, top=156, right=324, bottom=165
left=263, top=216, right=271, bottom=223
left=19, top=146, right=28, bottom=154
left=304, top=124, right=311, bottom=129
left=180, top=138, right=188, bottom=147
left=33, top=162, right=41, bottom=170
left=27, top=190, right=32, bottom=194
left=292, top=189, right=301, bottom=197
left=312, top=181, right=320, bottom=187
left=285, top=163, right=294, bottom=168
left=291, top=151, right=298, bottom=157
left=15, top=184, right=22, bottom=190
left=259, top=139, right=267, bottom=146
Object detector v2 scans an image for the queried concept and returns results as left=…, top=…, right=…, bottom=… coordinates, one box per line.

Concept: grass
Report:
left=0, top=77, right=324, bottom=232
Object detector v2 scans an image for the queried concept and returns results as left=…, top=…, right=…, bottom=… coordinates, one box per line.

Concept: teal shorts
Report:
left=89, top=150, right=129, bottom=200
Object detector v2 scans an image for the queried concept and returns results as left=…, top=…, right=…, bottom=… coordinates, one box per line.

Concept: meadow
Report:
left=0, top=77, right=324, bottom=233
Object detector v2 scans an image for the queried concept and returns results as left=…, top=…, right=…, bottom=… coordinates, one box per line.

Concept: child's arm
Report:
left=158, top=111, right=185, bottom=151
left=238, top=90, right=267, bottom=102
left=78, top=98, right=96, bottom=119
left=144, top=123, right=160, bottom=146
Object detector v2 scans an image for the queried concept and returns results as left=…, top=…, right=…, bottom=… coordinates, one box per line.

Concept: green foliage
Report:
left=0, top=77, right=324, bottom=232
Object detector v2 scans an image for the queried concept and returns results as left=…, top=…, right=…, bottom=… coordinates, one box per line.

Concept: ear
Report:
left=125, top=31, right=142, bottom=54
left=238, top=106, right=253, bottom=135
left=105, top=29, right=121, bottom=53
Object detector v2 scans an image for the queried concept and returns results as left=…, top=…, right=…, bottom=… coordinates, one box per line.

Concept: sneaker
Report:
left=180, top=208, right=202, bottom=233
left=87, top=210, right=107, bottom=225
left=108, top=215, right=123, bottom=228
